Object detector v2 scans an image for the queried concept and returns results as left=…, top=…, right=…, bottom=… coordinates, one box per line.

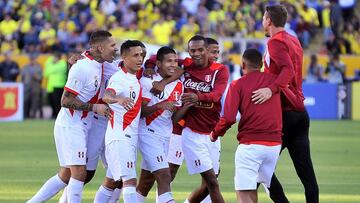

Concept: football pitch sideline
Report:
left=0, top=120, right=359, bottom=203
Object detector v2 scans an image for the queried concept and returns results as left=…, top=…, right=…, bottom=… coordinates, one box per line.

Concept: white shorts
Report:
left=105, top=139, right=137, bottom=181
left=234, top=144, right=281, bottom=190
left=139, top=133, right=170, bottom=172
left=86, top=117, right=107, bottom=170
left=182, top=127, right=220, bottom=175
left=167, top=134, right=184, bottom=166
left=54, top=123, right=87, bottom=167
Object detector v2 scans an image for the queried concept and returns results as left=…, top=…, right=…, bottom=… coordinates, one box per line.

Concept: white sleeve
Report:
left=106, top=73, right=123, bottom=95
left=64, top=63, right=86, bottom=95
left=139, top=77, right=152, bottom=102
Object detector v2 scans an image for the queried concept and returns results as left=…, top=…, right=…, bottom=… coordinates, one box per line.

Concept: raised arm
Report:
left=252, top=39, right=295, bottom=104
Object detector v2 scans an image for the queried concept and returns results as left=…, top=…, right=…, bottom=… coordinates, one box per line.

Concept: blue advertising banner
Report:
left=303, top=83, right=338, bottom=119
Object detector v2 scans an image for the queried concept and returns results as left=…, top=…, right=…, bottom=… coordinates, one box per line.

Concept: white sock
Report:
left=58, top=186, right=68, bottom=203
left=109, top=188, right=122, bottom=203
left=94, top=185, right=113, bottom=203
left=27, top=174, right=67, bottom=203
left=67, top=177, right=84, bottom=203
left=155, top=189, right=159, bottom=203
left=136, top=191, right=145, bottom=203
left=123, top=187, right=138, bottom=203
left=200, top=195, right=211, bottom=203
left=184, top=199, right=190, bottom=203
left=158, top=192, right=175, bottom=203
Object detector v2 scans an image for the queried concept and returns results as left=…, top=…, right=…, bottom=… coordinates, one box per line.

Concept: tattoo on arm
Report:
left=61, top=91, right=93, bottom=111
left=103, top=89, right=119, bottom=104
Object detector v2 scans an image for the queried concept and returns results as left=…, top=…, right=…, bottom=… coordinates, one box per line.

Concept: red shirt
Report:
left=213, top=71, right=282, bottom=144
left=183, top=58, right=229, bottom=134
left=264, top=31, right=305, bottom=112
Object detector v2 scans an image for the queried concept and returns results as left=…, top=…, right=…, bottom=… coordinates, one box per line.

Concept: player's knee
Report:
left=154, top=168, right=172, bottom=183
left=58, top=168, right=71, bottom=183
left=103, top=177, right=117, bottom=189
left=70, top=166, right=87, bottom=181
left=85, top=170, right=96, bottom=184
left=202, top=174, right=219, bottom=190
left=123, top=178, right=137, bottom=187
left=169, top=164, right=179, bottom=181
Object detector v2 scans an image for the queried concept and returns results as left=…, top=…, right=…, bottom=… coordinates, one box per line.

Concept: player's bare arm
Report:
left=151, top=67, right=184, bottom=95
left=141, top=100, right=176, bottom=118
left=61, top=90, right=112, bottom=118
left=103, top=89, right=134, bottom=111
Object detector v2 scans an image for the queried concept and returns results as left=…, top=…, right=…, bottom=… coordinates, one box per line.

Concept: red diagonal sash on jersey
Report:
left=145, top=82, right=182, bottom=125
left=123, top=88, right=142, bottom=130
left=81, top=64, right=104, bottom=119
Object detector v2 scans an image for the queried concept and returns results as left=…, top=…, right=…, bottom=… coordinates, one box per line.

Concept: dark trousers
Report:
left=269, top=110, right=319, bottom=203
left=48, top=88, right=63, bottom=118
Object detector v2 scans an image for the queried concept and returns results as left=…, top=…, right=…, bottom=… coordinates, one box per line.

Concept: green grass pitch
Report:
left=0, top=120, right=360, bottom=202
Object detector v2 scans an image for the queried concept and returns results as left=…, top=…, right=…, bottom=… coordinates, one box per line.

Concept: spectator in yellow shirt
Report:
left=0, top=14, right=18, bottom=38
left=39, top=22, right=57, bottom=52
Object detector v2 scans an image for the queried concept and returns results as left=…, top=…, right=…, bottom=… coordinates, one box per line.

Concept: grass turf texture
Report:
left=0, top=120, right=359, bottom=202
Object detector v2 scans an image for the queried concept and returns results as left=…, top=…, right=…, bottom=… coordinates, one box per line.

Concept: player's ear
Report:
left=156, top=60, right=161, bottom=68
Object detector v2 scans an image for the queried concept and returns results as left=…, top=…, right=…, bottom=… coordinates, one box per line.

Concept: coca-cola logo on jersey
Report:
left=183, top=79, right=211, bottom=92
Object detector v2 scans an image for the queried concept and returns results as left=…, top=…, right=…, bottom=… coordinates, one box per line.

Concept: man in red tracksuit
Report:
left=174, top=35, right=229, bottom=203
left=252, top=4, right=319, bottom=203
left=211, top=48, right=282, bottom=203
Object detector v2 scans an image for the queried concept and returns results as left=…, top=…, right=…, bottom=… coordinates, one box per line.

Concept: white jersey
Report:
left=139, top=74, right=183, bottom=137
left=105, top=68, right=142, bottom=145
left=56, top=51, right=103, bottom=126
left=93, top=60, right=121, bottom=125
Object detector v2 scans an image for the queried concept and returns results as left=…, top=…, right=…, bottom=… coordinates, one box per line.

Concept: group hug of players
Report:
left=27, top=4, right=319, bottom=203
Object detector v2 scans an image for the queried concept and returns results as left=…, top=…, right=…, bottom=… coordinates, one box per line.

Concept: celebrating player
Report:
left=27, top=30, right=116, bottom=203
left=211, top=48, right=282, bottom=203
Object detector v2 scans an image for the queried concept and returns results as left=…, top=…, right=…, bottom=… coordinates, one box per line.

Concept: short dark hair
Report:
left=156, top=46, right=176, bottom=62
left=188, top=35, right=207, bottom=46
left=205, top=37, right=218, bottom=45
left=242, top=49, right=263, bottom=69
left=133, top=40, right=146, bottom=48
left=265, top=5, right=288, bottom=27
left=120, top=40, right=141, bottom=55
left=89, top=30, right=112, bottom=46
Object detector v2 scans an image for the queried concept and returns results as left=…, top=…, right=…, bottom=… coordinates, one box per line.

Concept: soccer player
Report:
left=136, top=46, right=182, bottom=203
left=211, top=48, right=282, bottom=203
left=175, top=35, right=229, bottom=203
left=100, top=40, right=143, bottom=203
left=26, top=30, right=116, bottom=203
left=252, top=5, right=319, bottom=203
left=187, top=37, right=222, bottom=203
left=92, top=40, right=147, bottom=203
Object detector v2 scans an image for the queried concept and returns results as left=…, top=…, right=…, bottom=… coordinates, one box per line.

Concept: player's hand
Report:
left=183, top=101, right=196, bottom=109
left=157, top=101, right=176, bottom=112
left=118, top=97, right=135, bottom=111
left=143, top=68, right=156, bottom=79
left=181, top=93, right=199, bottom=104
left=67, top=54, right=84, bottom=66
left=252, top=87, right=272, bottom=104
left=93, top=104, right=113, bottom=119
left=151, top=81, right=166, bottom=96
left=210, top=131, right=218, bottom=142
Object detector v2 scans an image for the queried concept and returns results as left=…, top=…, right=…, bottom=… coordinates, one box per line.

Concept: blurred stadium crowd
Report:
left=0, top=0, right=359, bottom=119
left=0, top=0, right=358, bottom=55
